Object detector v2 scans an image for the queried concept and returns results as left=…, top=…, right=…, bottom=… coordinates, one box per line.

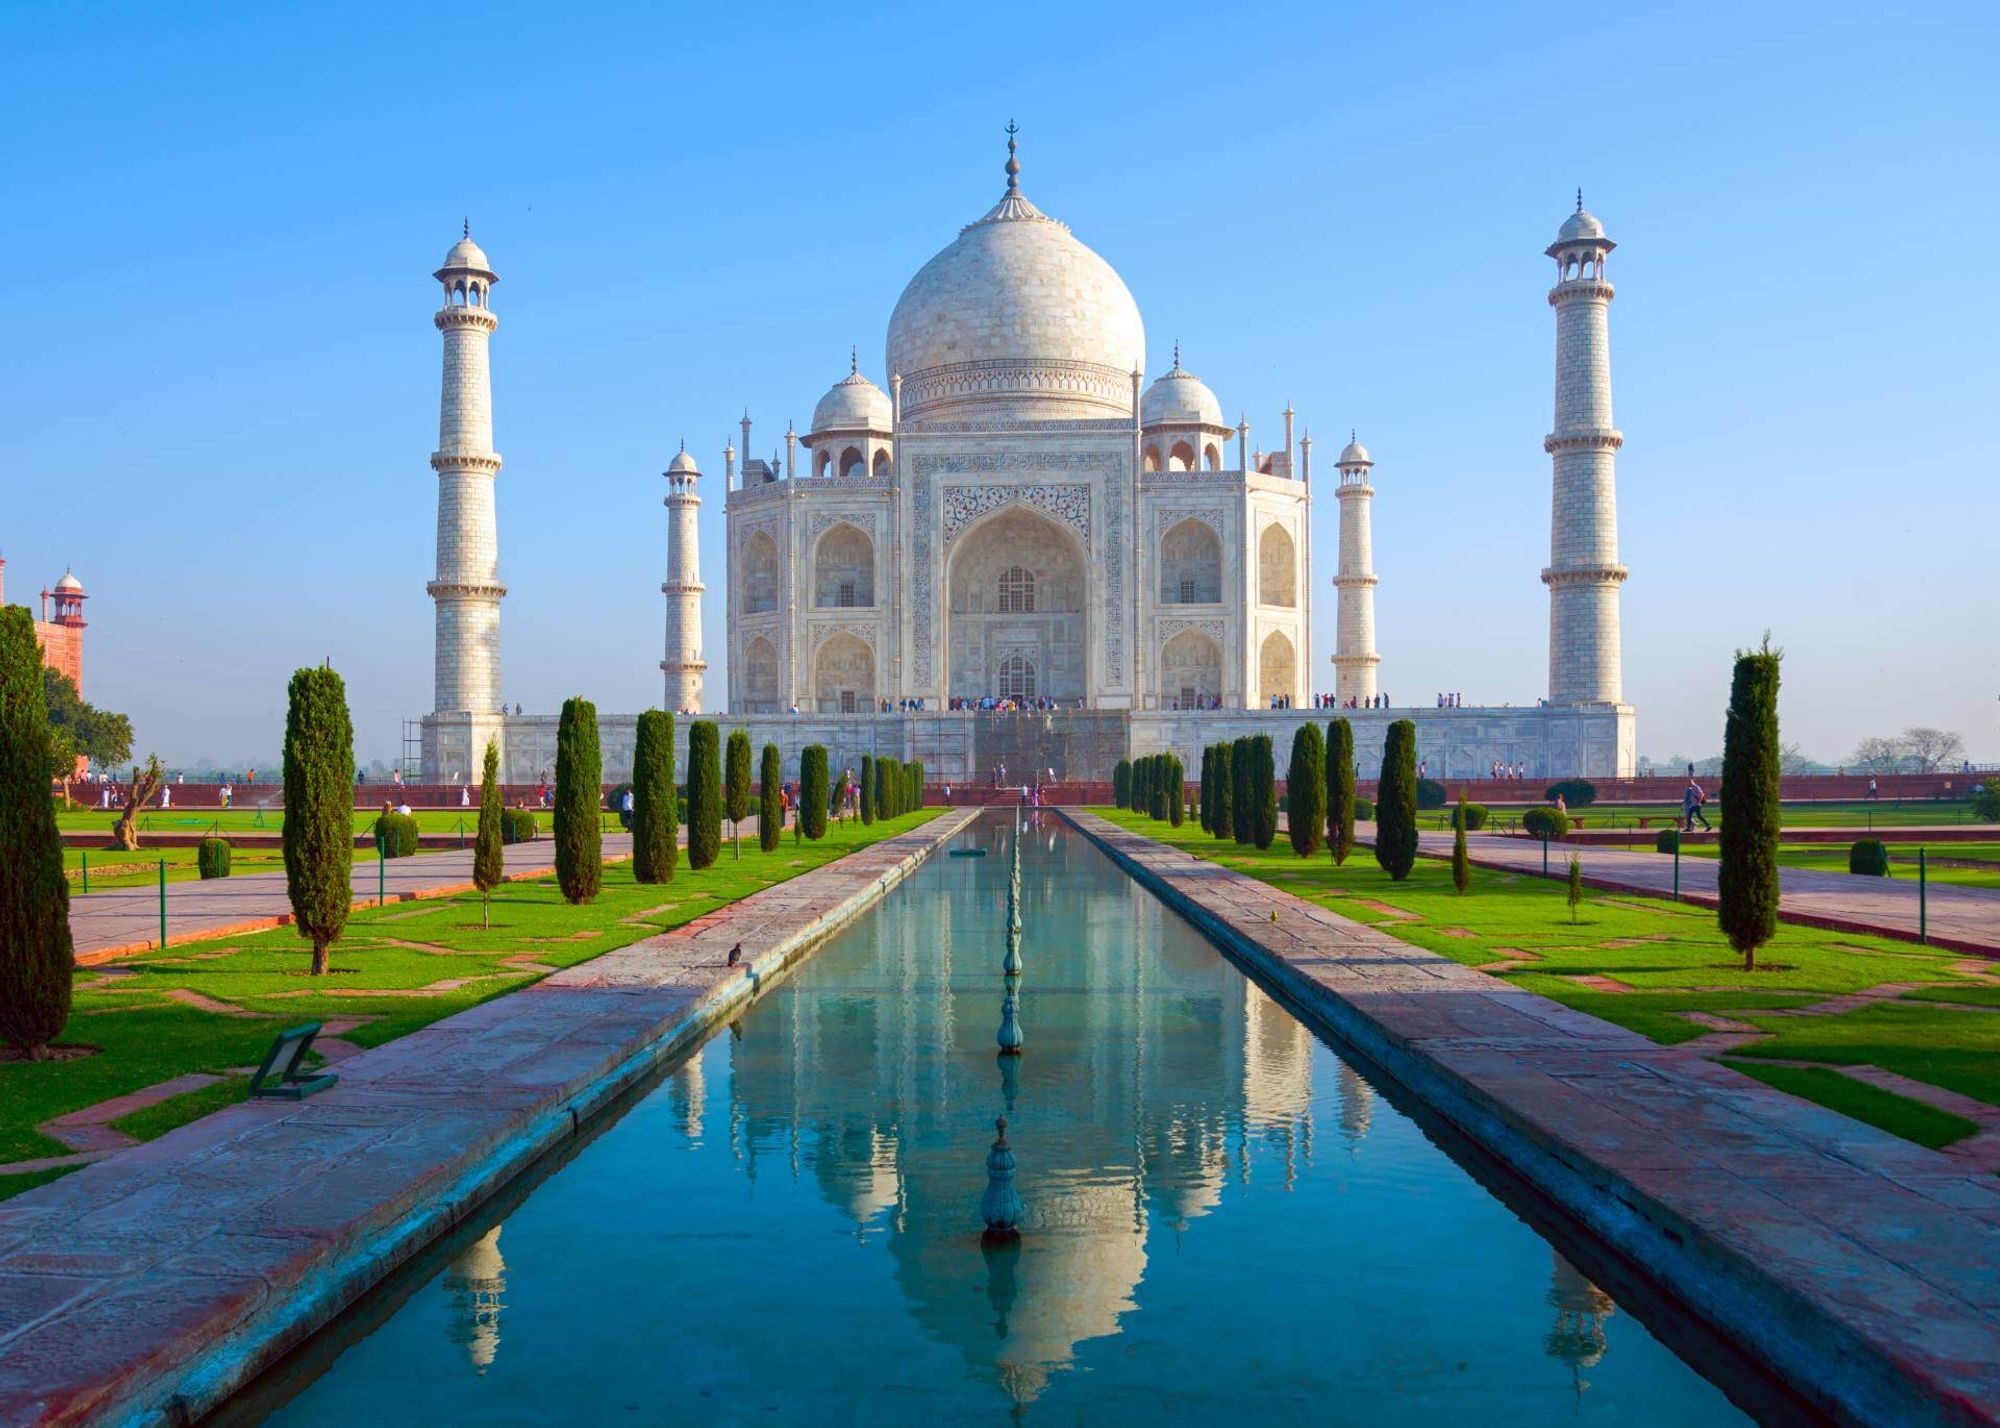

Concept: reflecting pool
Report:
left=251, top=814, right=1774, bottom=1425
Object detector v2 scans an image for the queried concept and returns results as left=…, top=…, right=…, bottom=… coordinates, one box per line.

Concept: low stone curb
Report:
left=1065, top=810, right=2000, bottom=1428
left=0, top=808, right=977, bottom=1427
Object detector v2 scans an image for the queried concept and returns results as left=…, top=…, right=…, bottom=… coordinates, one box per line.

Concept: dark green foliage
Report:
left=1849, top=838, right=1890, bottom=877
left=1415, top=777, right=1447, bottom=811
left=501, top=808, right=538, bottom=845
left=1451, top=793, right=1470, bottom=893
left=372, top=811, right=420, bottom=857
left=1972, top=779, right=2000, bottom=823
left=282, top=666, right=354, bottom=974
left=873, top=756, right=892, bottom=820
left=800, top=745, right=830, bottom=840
left=858, top=754, right=876, bottom=824
left=1353, top=797, right=1375, bottom=821
left=1147, top=756, right=1168, bottom=819
left=759, top=744, right=783, bottom=852
left=604, top=782, right=634, bottom=829
left=1545, top=778, right=1598, bottom=808
left=1522, top=806, right=1570, bottom=841
left=1447, top=801, right=1489, bottom=831
left=1249, top=736, right=1277, bottom=850
left=1287, top=724, right=1326, bottom=856
left=1113, top=759, right=1132, bottom=810
left=554, top=696, right=603, bottom=904
left=1209, top=743, right=1234, bottom=840
left=1655, top=827, right=1681, bottom=854
left=1231, top=739, right=1253, bottom=845
left=1197, top=746, right=1213, bottom=833
left=1327, top=719, right=1355, bottom=865
left=1373, top=720, right=1418, bottom=881
left=1567, top=854, right=1584, bottom=921
left=197, top=837, right=232, bottom=880
left=686, top=721, right=723, bottom=869
left=909, top=761, right=925, bottom=810
left=42, top=667, right=132, bottom=777
left=632, top=711, right=676, bottom=883
left=0, top=609, right=72, bottom=1056
left=1166, top=755, right=1184, bottom=826
left=725, top=730, right=752, bottom=835
left=473, top=740, right=503, bottom=922
left=1718, top=641, right=1783, bottom=969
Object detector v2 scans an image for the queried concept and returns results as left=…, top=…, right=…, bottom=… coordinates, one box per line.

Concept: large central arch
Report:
left=944, top=505, right=1088, bottom=703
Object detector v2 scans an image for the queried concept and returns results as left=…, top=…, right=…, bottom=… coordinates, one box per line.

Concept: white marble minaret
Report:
left=661, top=443, right=706, bottom=713
left=1542, top=194, right=1627, bottom=706
left=1332, top=434, right=1380, bottom=703
left=428, top=225, right=506, bottom=729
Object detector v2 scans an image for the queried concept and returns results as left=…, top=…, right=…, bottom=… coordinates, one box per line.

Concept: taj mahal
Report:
left=418, top=130, right=1636, bottom=785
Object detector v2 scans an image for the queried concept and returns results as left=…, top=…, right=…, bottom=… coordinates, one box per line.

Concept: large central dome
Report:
left=886, top=140, right=1144, bottom=422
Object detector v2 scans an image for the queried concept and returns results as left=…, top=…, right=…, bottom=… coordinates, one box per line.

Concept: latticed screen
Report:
left=999, top=654, right=1037, bottom=700
left=998, top=566, right=1035, bottom=613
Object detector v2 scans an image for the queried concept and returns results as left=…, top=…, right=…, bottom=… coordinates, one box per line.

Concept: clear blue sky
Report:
left=3, top=1, right=1994, bottom=768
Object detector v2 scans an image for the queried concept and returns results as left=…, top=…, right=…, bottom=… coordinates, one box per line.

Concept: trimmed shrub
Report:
left=1231, top=739, right=1254, bottom=846
left=0, top=607, right=74, bottom=1056
left=1113, top=759, right=1132, bottom=810
left=1415, top=777, right=1447, bottom=811
left=910, top=761, right=926, bottom=810
left=686, top=721, right=722, bottom=869
left=1287, top=724, right=1326, bottom=857
left=1250, top=736, right=1277, bottom=850
left=759, top=744, right=782, bottom=852
left=1353, top=797, right=1375, bottom=821
left=1447, top=801, right=1489, bottom=831
left=1522, top=806, right=1570, bottom=841
left=800, top=745, right=829, bottom=840
left=604, top=781, right=634, bottom=829
left=197, top=836, right=232, bottom=880
left=1655, top=827, right=1681, bottom=854
left=501, top=808, right=537, bottom=845
left=554, top=696, right=603, bottom=905
left=1719, top=641, right=1783, bottom=970
left=1545, top=778, right=1598, bottom=809
left=1374, top=720, right=1418, bottom=880
left=1451, top=793, right=1470, bottom=894
left=1197, top=746, right=1213, bottom=833
left=372, top=811, right=420, bottom=858
left=1147, top=756, right=1168, bottom=819
left=1209, top=743, right=1234, bottom=840
left=1327, top=718, right=1355, bottom=866
left=632, top=711, right=675, bottom=883
left=874, top=755, right=892, bottom=820
left=1849, top=838, right=1890, bottom=876
left=1567, top=854, right=1584, bottom=921
left=283, top=666, right=354, bottom=975
left=1166, top=755, right=1184, bottom=826
left=725, top=730, right=752, bottom=846
left=859, top=755, right=876, bottom=825
left=472, top=739, right=503, bottom=923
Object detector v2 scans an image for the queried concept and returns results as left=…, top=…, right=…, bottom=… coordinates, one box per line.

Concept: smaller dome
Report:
left=811, top=361, right=893, bottom=435
left=1556, top=208, right=1605, bottom=245
left=437, top=228, right=496, bottom=277
left=1338, top=437, right=1372, bottom=466
left=666, top=444, right=700, bottom=475
left=53, top=569, right=83, bottom=592
left=1141, top=355, right=1224, bottom=429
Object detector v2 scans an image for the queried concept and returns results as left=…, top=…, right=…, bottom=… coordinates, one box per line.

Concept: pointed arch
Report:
left=740, top=530, right=780, bottom=614
left=812, top=633, right=875, bottom=714
left=1258, top=523, right=1297, bottom=607
left=742, top=635, right=779, bottom=712
left=813, top=521, right=875, bottom=608
left=1158, top=517, right=1221, bottom=604
left=1159, top=628, right=1221, bottom=709
left=1169, top=439, right=1196, bottom=471
left=1258, top=629, right=1297, bottom=705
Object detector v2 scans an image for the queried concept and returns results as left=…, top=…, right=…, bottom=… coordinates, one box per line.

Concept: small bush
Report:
left=1655, top=827, right=1680, bottom=854
left=1546, top=778, right=1597, bottom=808
left=501, top=808, right=537, bottom=845
left=196, top=837, right=231, bottom=879
left=1415, top=777, right=1447, bottom=810
left=1353, top=797, right=1375, bottom=821
left=1521, top=806, right=1570, bottom=842
left=1970, top=781, right=2000, bottom=822
left=1849, top=839, right=1890, bottom=876
left=373, top=811, right=420, bottom=858
left=1447, top=801, right=1489, bottom=831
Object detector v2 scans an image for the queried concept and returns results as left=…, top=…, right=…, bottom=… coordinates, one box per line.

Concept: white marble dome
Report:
left=438, top=234, right=495, bottom=276
left=1555, top=207, right=1606, bottom=245
left=53, top=569, right=83, bottom=592
left=1338, top=437, right=1372, bottom=466
left=666, top=445, right=700, bottom=475
left=811, top=365, right=893, bottom=434
left=886, top=185, right=1144, bottom=421
left=1141, top=360, right=1223, bottom=429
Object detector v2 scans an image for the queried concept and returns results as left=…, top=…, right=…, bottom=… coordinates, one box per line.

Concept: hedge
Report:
left=1655, top=827, right=1680, bottom=854
left=1415, top=777, right=1447, bottom=811
left=501, top=808, right=538, bottom=845
left=1849, top=838, right=1890, bottom=876
left=1353, top=797, right=1375, bottom=821
left=197, top=837, right=232, bottom=879
left=1545, top=778, right=1598, bottom=808
left=372, top=811, right=420, bottom=858
left=1522, top=806, right=1570, bottom=841
left=1447, top=801, right=1489, bottom=831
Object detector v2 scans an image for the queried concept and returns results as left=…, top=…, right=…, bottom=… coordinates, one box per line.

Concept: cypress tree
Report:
left=1113, top=759, right=1130, bottom=810
left=725, top=729, right=752, bottom=856
left=282, top=665, right=354, bottom=973
left=1250, top=736, right=1278, bottom=850
left=554, top=695, right=603, bottom=904
left=801, top=745, right=830, bottom=839
left=1287, top=724, right=1327, bottom=857
left=1327, top=718, right=1355, bottom=865
left=1210, top=744, right=1234, bottom=840
left=1567, top=854, right=1585, bottom=923
left=1451, top=789, right=1471, bottom=893
left=1231, top=739, right=1253, bottom=846
left=759, top=743, right=783, bottom=852
left=686, top=720, right=722, bottom=869
left=632, top=711, right=675, bottom=883
left=911, top=762, right=925, bottom=809
left=1145, top=757, right=1166, bottom=819
left=873, top=754, right=891, bottom=821
left=1197, top=746, right=1213, bottom=832
left=0, top=607, right=73, bottom=1056
left=473, top=738, right=504, bottom=926
left=1167, top=755, right=1185, bottom=827
left=1374, top=719, right=1418, bottom=881
left=859, top=754, right=876, bottom=824
left=1719, top=639, right=1783, bottom=970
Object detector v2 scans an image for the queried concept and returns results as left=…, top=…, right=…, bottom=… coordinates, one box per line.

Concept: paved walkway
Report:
left=0, top=808, right=975, bottom=1426
left=1399, top=825, right=2000, bottom=956
left=1069, top=811, right=2000, bottom=1427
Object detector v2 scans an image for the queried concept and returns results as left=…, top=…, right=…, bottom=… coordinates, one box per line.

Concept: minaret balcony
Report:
left=1539, top=563, right=1628, bottom=588
left=1547, top=278, right=1615, bottom=305
left=1542, top=429, right=1623, bottom=455
left=431, top=450, right=503, bottom=474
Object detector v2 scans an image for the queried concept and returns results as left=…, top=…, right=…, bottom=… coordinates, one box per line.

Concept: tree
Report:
left=759, top=743, right=783, bottom=852
left=0, top=608, right=73, bottom=1058
left=725, top=729, right=752, bottom=857
left=1197, top=746, right=1213, bottom=833
left=1451, top=790, right=1471, bottom=893
left=282, top=666, right=353, bottom=975
left=1113, top=759, right=1131, bottom=810
left=1898, top=726, right=1966, bottom=773
left=632, top=711, right=675, bottom=883
left=1566, top=854, right=1584, bottom=922
left=1327, top=718, right=1356, bottom=866
left=800, top=745, right=830, bottom=840
left=873, top=755, right=892, bottom=821
left=1850, top=735, right=1908, bottom=775
left=910, top=761, right=925, bottom=810
left=686, top=721, right=722, bottom=869
left=1374, top=719, right=1418, bottom=881
left=110, top=755, right=167, bottom=851
left=41, top=668, right=130, bottom=806
left=1287, top=724, right=1326, bottom=857
left=859, top=754, right=876, bottom=825
left=1972, top=776, right=2000, bottom=823
left=1210, top=743, right=1234, bottom=840
left=1249, top=736, right=1278, bottom=850
left=473, top=738, right=504, bottom=927
left=555, top=696, right=603, bottom=904
left=1718, top=641, right=1782, bottom=970
left=1230, top=739, right=1253, bottom=845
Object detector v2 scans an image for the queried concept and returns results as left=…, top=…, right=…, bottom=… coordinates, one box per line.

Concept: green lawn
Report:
left=2, top=811, right=942, bottom=1193
left=57, top=807, right=594, bottom=839
left=65, top=844, right=292, bottom=889
left=1092, top=808, right=2000, bottom=1152
left=1678, top=840, right=2000, bottom=891
left=1483, top=799, right=1989, bottom=831
left=1720, top=1061, right=1978, bottom=1149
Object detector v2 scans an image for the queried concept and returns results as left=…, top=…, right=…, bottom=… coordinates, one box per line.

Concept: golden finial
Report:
left=1004, top=120, right=1021, bottom=194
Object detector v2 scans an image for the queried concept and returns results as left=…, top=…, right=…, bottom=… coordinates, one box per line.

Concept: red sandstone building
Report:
left=0, top=557, right=88, bottom=692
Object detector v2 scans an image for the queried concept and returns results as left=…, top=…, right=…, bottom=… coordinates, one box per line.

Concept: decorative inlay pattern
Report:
left=940, top=483, right=1090, bottom=544
left=911, top=468, right=934, bottom=681
left=1153, top=506, right=1228, bottom=539
left=808, top=511, right=878, bottom=544
left=809, top=621, right=877, bottom=650
left=1103, top=474, right=1125, bottom=685
left=1157, top=617, right=1224, bottom=643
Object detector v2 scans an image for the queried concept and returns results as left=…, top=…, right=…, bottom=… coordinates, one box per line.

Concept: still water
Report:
left=253, top=814, right=1768, bottom=1425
